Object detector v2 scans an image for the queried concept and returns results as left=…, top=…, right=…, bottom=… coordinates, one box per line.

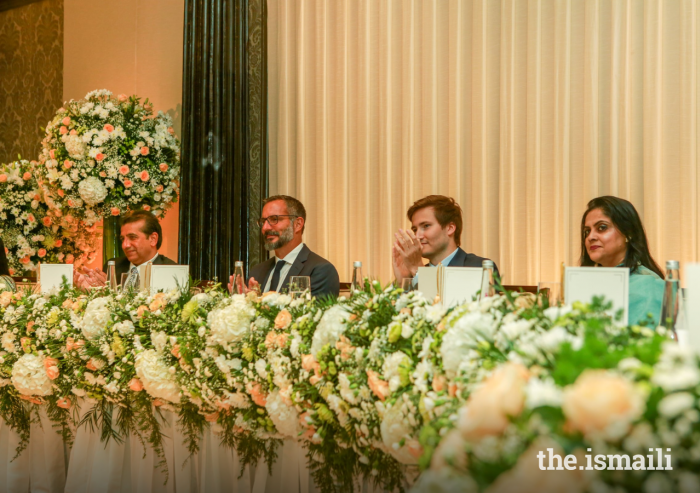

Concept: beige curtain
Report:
left=267, top=0, right=700, bottom=285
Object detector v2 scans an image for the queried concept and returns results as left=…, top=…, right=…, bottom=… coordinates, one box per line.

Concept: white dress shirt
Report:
left=263, top=242, right=305, bottom=293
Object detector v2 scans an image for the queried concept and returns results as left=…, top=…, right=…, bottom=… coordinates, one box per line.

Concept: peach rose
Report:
left=142, top=205, right=151, bottom=211
left=129, top=378, right=144, bottom=391
left=562, top=370, right=645, bottom=441
left=99, top=171, right=107, bottom=177
left=432, top=374, right=447, bottom=392
left=27, top=321, right=35, bottom=333
left=119, top=165, right=129, bottom=175
left=44, top=357, right=60, bottom=380
left=137, top=305, right=150, bottom=318
left=110, top=208, right=120, bottom=216
left=0, top=175, right=7, bottom=183
left=55, top=239, right=62, bottom=247
left=42, top=216, right=52, bottom=226
left=140, top=146, right=149, bottom=156
left=20, top=256, right=30, bottom=265
left=264, top=331, right=278, bottom=350
left=86, top=359, right=99, bottom=371
left=276, top=333, right=289, bottom=347
left=155, top=185, right=164, bottom=192
left=3, top=247, right=7, bottom=254
left=246, top=382, right=267, bottom=407
left=63, top=160, right=72, bottom=169
left=335, top=335, right=355, bottom=361
left=118, top=94, right=128, bottom=102
left=70, top=129, right=77, bottom=136
left=104, top=124, right=114, bottom=132
left=22, top=172, right=31, bottom=180
left=274, top=309, right=292, bottom=329
left=366, top=369, right=391, bottom=401
left=49, top=149, right=56, bottom=159
left=458, top=362, right=530, bottom=442
left=140, top=171, right=149, bottom=181
left=57, top=397, right=71, bottom=409
left=159, top=163, right=168, bottom=172
left=171, top=344, right=181, bottom=358
left=167, top=127, right=175, bottom=135
left=301, top=354, right=321, bottom=375
left=57, top=189, right=64, bottom=197
left=65, top=254, right=74, bottom=264
left=38, top=248, right=47, bottom=258
left=59, top=126, right=68, bottom=135
left=20, top=338, right=32, bottom=353
left=95, top=153, right=105, bottom=162
left=123, top=179, right=133, bottom=188
left=27, top=214, right=35, bottom=222
left=62, top=117, right=71, bottom=126
left=0, top=291, right=13, bottom=307
left=205, top=412, right=219, bottom=423
left=67, top=199, right=76, bottom=207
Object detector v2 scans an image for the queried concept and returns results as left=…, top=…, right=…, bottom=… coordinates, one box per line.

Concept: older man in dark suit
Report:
left=229, top=195, right=339, bottom=298
left=75, top=210, right=177, bottom=289
left=392, top=195, right=499, bottom=285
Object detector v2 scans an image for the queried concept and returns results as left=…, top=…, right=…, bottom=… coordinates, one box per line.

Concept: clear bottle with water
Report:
left=660, top=260, right=685, bottom=341
left=107, top=260, right=118, bottom=291
left=479, top=259, right=495, bottom=301
left=351, top=261, right=363, bottom=292
left=232, top=261, right=245, bottom=294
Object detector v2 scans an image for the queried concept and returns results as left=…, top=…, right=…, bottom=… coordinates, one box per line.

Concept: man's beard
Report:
left=263, top=224, right=294, bottom=251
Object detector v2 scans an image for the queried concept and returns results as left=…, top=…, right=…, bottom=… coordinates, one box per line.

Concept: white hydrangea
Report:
left=78, top=177, right=108, bottom=206
left=113, top=320, right=134, bottom=336
left=11, top=354, right=53, bottom=396
left=62, top=134, right=87, bottom=159
left=206, top=295, right=255, bottom=346
left=1, top=332, right=17, bottom=353
left=310, top=305, right=350, bottom=357
left=134, top=350, right=181, bottom=403
left=265, top=389, right=300, bottom=438
left=380, top=403, right=419, bottom=465
left=382, top=351, right=411, bottom=392
left=81, top=296, right=112, bottom=340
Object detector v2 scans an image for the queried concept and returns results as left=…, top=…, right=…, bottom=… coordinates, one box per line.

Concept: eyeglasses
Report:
left=256, top=215, right=298, bottom=228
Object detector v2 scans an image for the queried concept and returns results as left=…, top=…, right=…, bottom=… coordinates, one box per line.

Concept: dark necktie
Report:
left=269, top=260, right=286, bottom=292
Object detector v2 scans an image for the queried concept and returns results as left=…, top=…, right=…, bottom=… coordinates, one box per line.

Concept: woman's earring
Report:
left=625, top=237, right=630, bottom=243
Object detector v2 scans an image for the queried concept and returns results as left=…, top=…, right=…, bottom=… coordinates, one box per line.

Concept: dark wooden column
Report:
left=179, top=0, right=268, bottom=282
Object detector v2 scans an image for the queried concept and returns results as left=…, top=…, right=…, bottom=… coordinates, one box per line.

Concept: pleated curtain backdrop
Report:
left=267, top=0, right=700, bottom=285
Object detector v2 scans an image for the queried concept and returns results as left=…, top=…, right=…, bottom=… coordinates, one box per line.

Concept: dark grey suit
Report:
left=248, top=244, right=340, bottom=299
left=445, top=247, right=501, bottom=280
left=103, top=254, right=178, bottom=281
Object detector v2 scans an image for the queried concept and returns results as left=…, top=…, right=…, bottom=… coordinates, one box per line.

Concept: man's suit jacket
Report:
left=445, top=247, right=501, bottom=280
left=248, top=244, right=340, bottom=299
left=103, top=254, right=178, bottom=281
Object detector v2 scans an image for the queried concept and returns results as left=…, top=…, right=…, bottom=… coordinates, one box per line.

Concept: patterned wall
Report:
left=0, top=0, right=63, bottom=164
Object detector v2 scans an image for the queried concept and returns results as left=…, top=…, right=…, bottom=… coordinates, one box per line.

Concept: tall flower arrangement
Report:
left=35, top=89, right=180, bottom=225
left=0, top=160, right=96, bottom=274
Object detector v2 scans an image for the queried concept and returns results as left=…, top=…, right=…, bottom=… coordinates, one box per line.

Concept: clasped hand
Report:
left=392, top=228, right=424, bottom=281
left=227, top=275, right=260, bottom=295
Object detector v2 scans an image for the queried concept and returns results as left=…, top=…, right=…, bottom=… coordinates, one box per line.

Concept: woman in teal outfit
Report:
left=580, top=196, right=665, bottom=326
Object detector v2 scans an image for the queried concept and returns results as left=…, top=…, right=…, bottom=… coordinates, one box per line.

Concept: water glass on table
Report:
left=537, top=282, right=561, bottom=306
left=399, top=278, right=413, bottom=292
left=289, top=276, right=311, bottom=299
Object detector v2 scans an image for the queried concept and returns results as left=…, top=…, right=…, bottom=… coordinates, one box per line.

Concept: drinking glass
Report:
left=289, top=276, right=311, bottom=299
left=399, top=278, right=413, bottom=292
left=537, top=282, right=561, bottom=306
left=120, top=273, right=130, bottom=292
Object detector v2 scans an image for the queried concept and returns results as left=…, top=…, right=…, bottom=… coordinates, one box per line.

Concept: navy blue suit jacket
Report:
left=444, top=247, right=501, bottom=281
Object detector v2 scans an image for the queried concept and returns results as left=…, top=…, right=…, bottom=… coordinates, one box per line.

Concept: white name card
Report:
left=565, top=267, right=629, bottom=325
left=684, top=264, right=700, bottom=353
left=147, top=265, right=190, bottom=292
left=39, top=264, right=73, bottom=293
left=418, top=266, right=483, bottom=306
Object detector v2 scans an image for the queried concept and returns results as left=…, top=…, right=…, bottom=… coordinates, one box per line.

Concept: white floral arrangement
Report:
left=36, top=89, right=180, bottom=225
left=0, top=281, right=696, bottom=493
left=0, top=160, right=96, bottom=273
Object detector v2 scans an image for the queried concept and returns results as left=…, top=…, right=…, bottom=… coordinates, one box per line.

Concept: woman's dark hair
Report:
left=0, top=238, right=10, bottom=276
left=579, top=196, right=664, bottom=278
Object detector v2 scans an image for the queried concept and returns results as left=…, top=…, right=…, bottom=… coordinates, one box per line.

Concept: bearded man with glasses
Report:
left=228, top=195, right=339, bottom=298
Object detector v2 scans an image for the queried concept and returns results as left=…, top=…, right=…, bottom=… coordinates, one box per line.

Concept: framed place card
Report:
left=148, top=265, right=190, bottom=292
left=418, top=266, right=483, bottom=306
left=565, top=267, right=629, bottom=325
left=39, top=264, right=73, bottom=293
left=684, top=263, right=700, bottom=353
